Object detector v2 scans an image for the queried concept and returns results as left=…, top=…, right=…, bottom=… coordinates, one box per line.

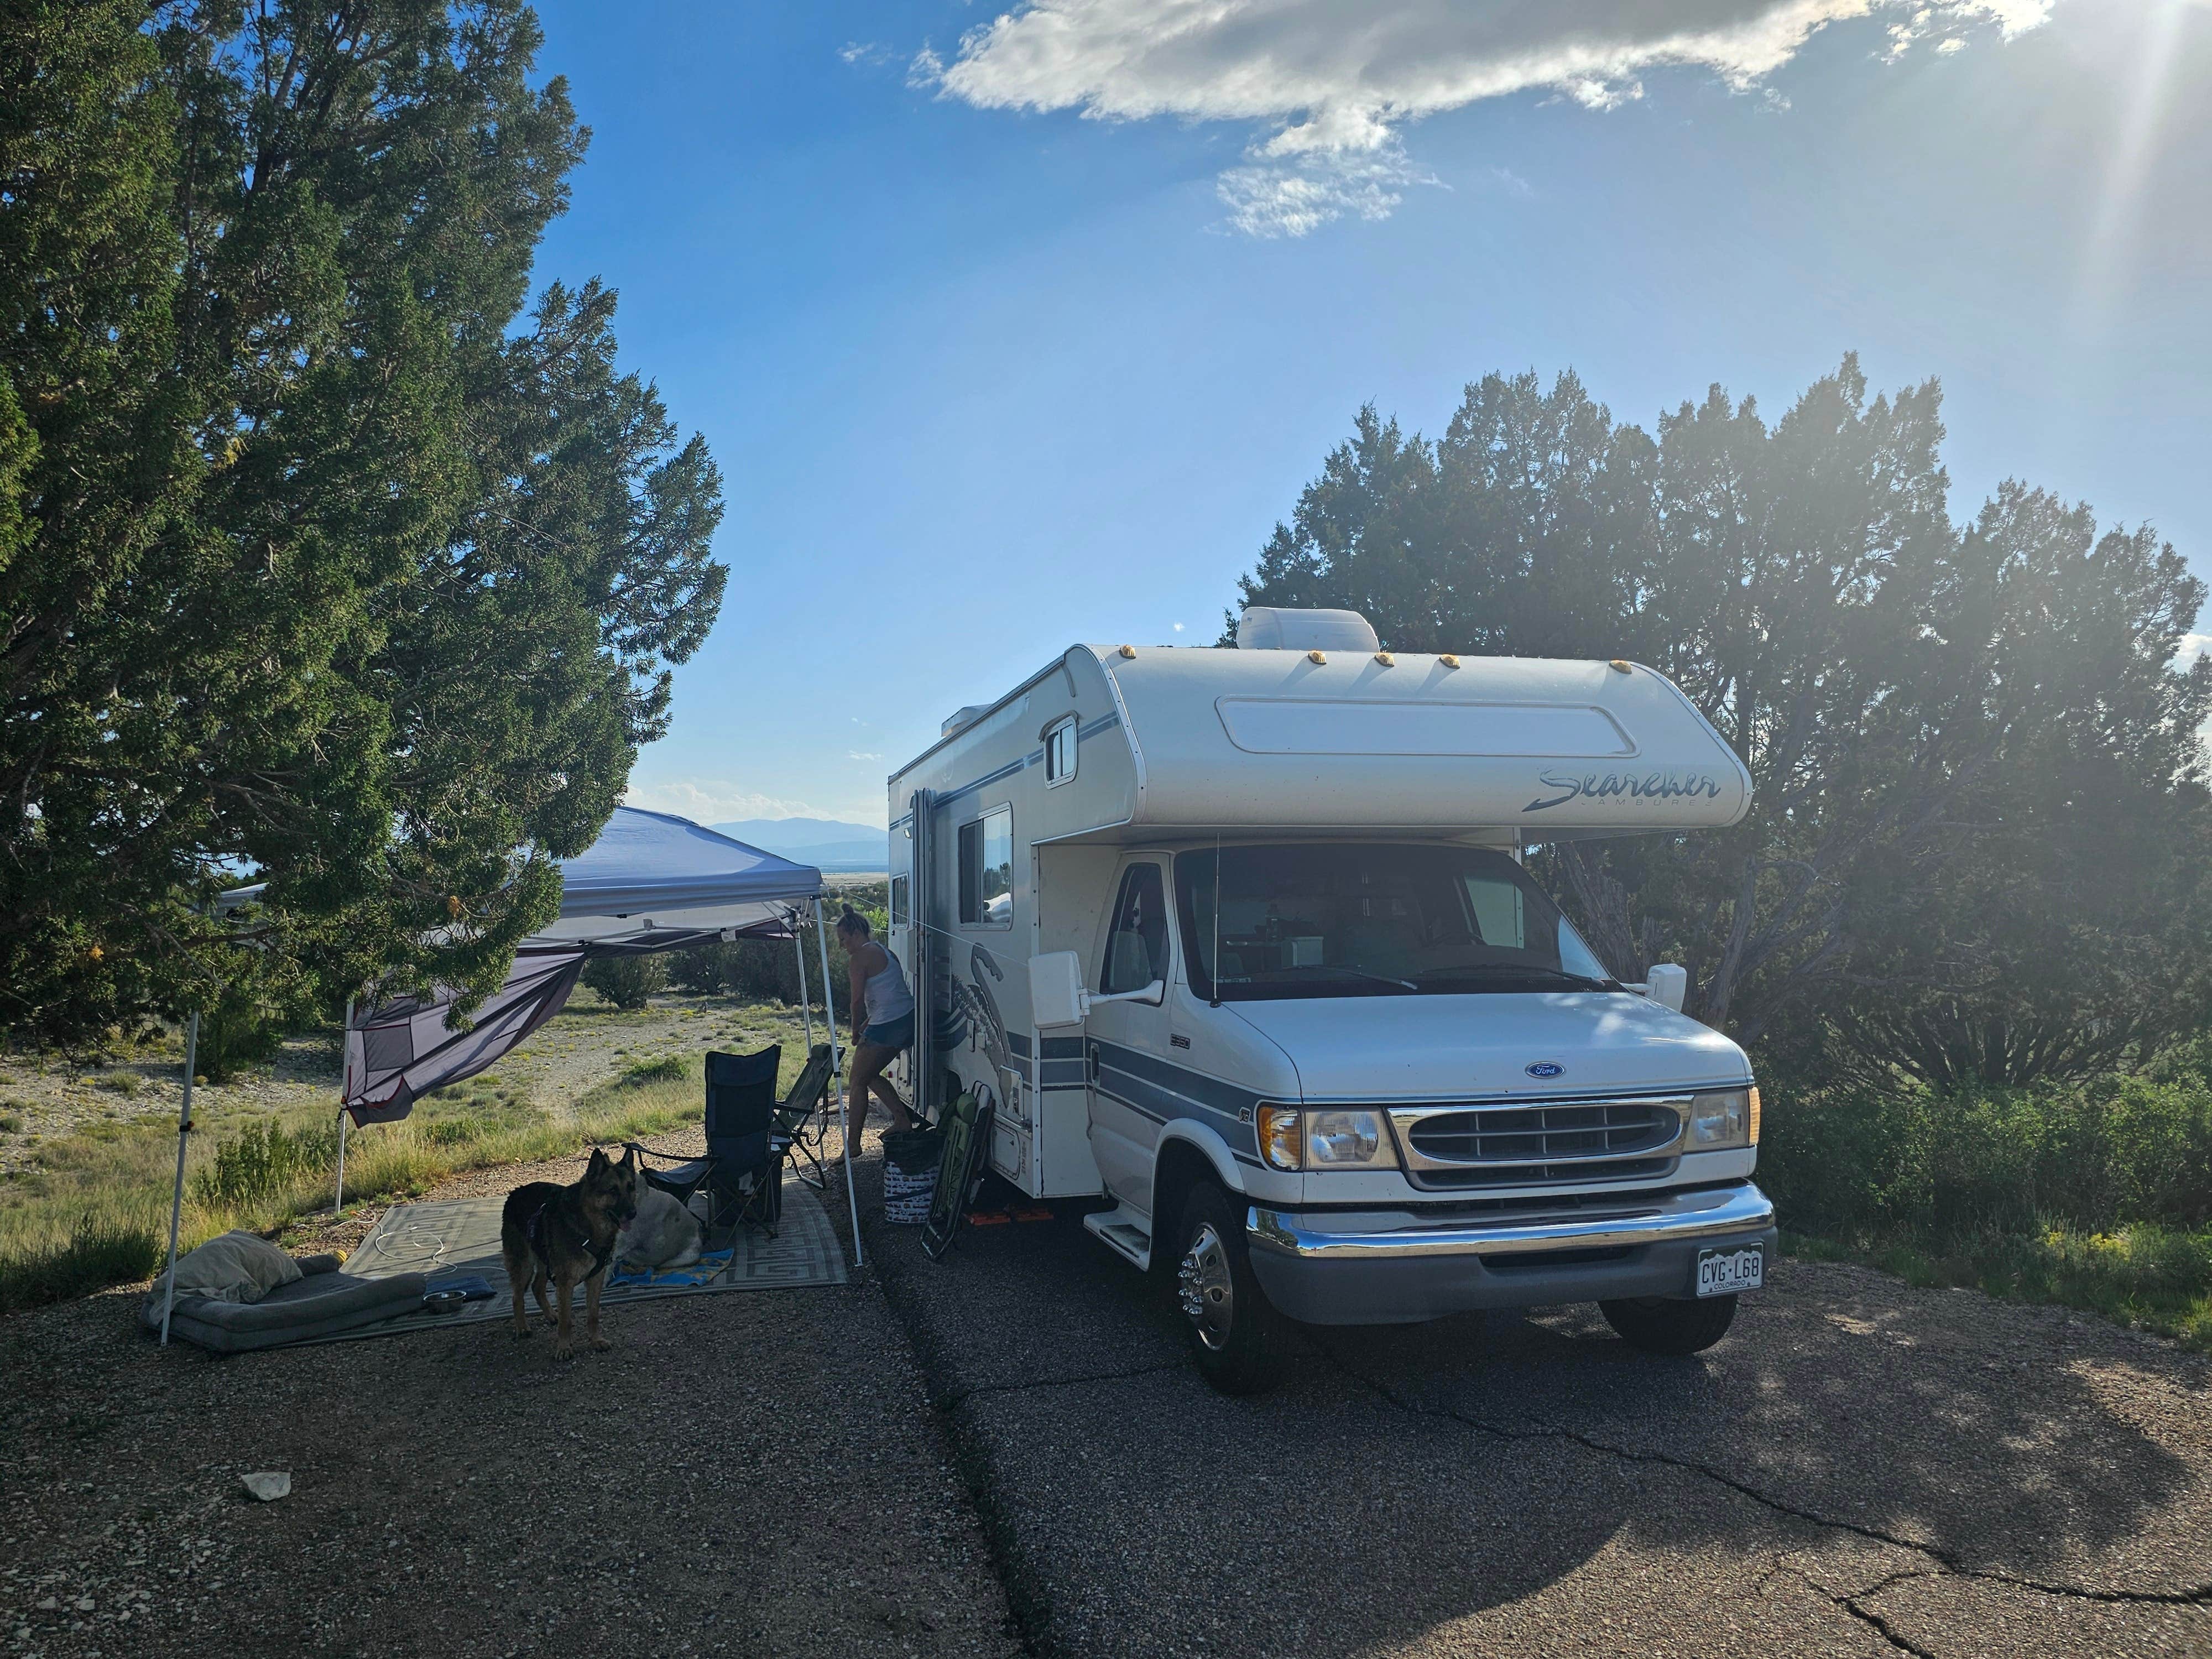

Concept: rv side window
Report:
left=889, top=874, right=909, bottom=929
left=1043, top=717, right=1077, bottom=787
left=958, top=807, right=1013, bottom=927
left=1100, top=863, right=1168, bottom=994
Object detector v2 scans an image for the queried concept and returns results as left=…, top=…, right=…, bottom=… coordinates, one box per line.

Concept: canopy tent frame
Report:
left=158, top=810, right=865, bottom=1344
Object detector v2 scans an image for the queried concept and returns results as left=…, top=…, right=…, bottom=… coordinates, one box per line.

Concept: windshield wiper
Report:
left=1413, top=962, right=1618, bottom=992
left=1246, top=962, right=1417, bottom=992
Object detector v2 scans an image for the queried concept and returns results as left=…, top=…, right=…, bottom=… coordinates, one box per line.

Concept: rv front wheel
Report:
left=1171, top=1182, right=1286, bottom=1395
left=1599, top=1293, right=1738, bottom=1355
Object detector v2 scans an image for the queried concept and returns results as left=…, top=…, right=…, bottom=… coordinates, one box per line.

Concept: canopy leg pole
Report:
left=333, top=998, right=352, bottom=1220
left=159, top=1011, right=201, bottom=1348
left=793, top=916, right=815, bottom=1055
left=815, top=896, right=860, bottom=1270
left=334, top=1108, right=349, bottom=1219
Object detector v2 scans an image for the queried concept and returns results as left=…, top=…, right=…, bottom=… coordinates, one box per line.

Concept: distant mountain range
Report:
left=708, top=816, right=887, bottom=872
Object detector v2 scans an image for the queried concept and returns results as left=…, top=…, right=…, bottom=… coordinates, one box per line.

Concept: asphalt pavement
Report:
left=851, top=1161, right=2212, bottom=1659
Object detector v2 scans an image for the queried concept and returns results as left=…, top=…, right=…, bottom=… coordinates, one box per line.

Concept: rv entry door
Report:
left=1086, top=859, right=1172, bottom=1217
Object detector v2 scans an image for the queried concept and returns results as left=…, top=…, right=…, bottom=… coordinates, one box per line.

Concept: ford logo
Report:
left=1525, top=1062, right=1564, bottom=1079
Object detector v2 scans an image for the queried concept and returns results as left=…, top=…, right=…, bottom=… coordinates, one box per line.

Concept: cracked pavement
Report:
left=855, top=1166, right=2212, bottom=1658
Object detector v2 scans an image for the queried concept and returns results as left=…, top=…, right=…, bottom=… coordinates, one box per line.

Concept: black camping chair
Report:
left=774, top=1043, right=838, bottom=1192
left=627, top=1044, right=839, bottom=1238
left=626, top=1045, right=781, bottom=1239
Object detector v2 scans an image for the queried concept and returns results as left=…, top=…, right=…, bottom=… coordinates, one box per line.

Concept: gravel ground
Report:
left=852, top=1160, right=2212, bottom=1659
left=13, top=1087, right=2211, bottom=1659
left=0, top=1131, right=1016, bottom=1659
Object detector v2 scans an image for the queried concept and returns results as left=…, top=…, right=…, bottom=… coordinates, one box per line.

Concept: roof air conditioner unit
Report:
left=1235, top=606, right=1380, bottom=653
left=942, top=704, right=991, bottom=738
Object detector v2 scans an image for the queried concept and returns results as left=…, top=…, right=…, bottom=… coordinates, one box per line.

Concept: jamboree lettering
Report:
left=1523, top=769, right=1724, bottom=813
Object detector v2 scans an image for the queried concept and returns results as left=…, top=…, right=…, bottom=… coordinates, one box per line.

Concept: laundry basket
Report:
left=881, top=1128, right=943, bottom=1227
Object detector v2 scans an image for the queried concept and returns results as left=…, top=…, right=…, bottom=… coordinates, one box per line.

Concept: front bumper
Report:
left=1245, top=1182, right=1777, bottom=1326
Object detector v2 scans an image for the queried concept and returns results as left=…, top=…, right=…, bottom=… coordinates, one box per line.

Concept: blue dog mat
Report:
left=608, top=1249, right=734, bottom=1290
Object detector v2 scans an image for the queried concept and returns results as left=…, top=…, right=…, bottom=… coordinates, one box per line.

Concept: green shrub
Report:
left=581, top=954, right=667, bottom=1011
left=670, top=910, right=888, bottom=1017
left=0, top=1217, right=163, bottom=1313
left=1761, top=1072, right=2212, bottom=1242
left=191, top=992, right=286, bottom=1083
left=194, top=1119, right=338, bottom=1210
left=622, top=1054, right=687, bottom=1086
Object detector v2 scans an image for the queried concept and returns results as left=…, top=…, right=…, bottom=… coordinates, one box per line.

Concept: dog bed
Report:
left=145, top=1259, right=429, bottom=1354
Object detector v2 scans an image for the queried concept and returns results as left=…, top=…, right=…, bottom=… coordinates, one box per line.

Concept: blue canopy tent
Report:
left=156, top=810, right=864, bottom=1345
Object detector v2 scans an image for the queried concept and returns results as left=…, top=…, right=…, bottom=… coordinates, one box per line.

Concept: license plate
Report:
left=1695, top=1244, right=1764, bottom=1297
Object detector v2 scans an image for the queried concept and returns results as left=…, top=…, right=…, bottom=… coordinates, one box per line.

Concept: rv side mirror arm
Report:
left=1029, top=952, right=1164, bottom=1027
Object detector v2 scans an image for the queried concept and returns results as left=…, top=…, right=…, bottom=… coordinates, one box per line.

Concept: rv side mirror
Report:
left=1645, top=963, right=1688, bottom=1012
left=1029, top=951, right=1088, bottom=1028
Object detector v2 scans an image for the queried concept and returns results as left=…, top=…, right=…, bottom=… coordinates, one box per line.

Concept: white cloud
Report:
left=2180, top=633, right=2211, bottom=666
left=1172, top=622, right=1186, bottom=632
left=849, top=750, right=885, bottom=761
left=1219, top=138, right=1436, bottom=237
left=922, top=0, right=2051, bottom=233
left=840, top=40, right=893, bottom=67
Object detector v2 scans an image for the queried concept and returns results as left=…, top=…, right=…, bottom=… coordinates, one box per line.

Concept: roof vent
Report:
left=1236, top=606, right=1380, bottom=654
left=941, top=704, right=991, bottom=739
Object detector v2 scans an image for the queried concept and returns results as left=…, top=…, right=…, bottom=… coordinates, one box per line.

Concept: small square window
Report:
left=1043, top=717, right=1078, bottom=787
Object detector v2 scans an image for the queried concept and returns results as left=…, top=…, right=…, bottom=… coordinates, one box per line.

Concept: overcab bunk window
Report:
left=1044, top=716, right=1077, bottom=786
left=958, top=806, right=1014, bottom=927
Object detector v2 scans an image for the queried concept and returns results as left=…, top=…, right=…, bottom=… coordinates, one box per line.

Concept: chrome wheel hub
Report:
left=1177, top=1221, right=1234, bottom=1351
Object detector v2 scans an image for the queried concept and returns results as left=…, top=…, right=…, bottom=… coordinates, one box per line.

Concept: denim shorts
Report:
left=859, top=1011, right=914, bottom=1051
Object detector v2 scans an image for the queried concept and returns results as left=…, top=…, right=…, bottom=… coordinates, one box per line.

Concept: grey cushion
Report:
left=147, top=1270, right=428, bottom=1353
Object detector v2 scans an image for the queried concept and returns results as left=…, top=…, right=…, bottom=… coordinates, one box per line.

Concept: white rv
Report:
left=885, top=607, right=1773, bottom=1392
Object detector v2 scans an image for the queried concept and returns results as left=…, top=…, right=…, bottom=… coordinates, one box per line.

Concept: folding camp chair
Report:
left=625, top=1044, right=838, bottom=1237
left=626, top=1045, right=781, bottom=1240
left=774, top=1043, right=837, bottom=1192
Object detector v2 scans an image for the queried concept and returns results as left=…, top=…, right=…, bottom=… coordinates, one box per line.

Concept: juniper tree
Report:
left=0, top=2, right=726, bottom=1045
left=1232, top=358, right=2212, bottom=1082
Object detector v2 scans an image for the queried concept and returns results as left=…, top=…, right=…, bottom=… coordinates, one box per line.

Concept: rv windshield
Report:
left=1173, top=844, right=1616, bottom=1002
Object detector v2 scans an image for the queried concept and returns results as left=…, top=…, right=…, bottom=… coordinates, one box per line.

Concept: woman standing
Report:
left=837, top=909, right=915, bottom=1152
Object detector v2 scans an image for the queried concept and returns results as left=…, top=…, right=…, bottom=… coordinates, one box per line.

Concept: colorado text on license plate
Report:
left=1695, top=1245, right=1764, bottom=1297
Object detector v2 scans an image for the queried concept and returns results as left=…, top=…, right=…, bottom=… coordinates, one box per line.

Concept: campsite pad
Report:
left=327, top=1174, right=847, bottom=1343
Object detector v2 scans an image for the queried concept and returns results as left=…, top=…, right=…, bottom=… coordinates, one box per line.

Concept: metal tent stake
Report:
left=159, top=1011, right=201, bottom=1347
left=814, top=895, right=860, bottom=1269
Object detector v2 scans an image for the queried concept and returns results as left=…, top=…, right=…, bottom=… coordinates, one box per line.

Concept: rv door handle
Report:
left=1087, top=1041, right=1100, bottom=1083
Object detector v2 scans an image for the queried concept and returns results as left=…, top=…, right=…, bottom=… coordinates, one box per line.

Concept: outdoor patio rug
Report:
left=315, top=1175, right=847, bottom=1344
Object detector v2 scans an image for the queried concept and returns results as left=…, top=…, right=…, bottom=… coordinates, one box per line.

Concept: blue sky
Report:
left=526, top=0, right=2212, bottom=830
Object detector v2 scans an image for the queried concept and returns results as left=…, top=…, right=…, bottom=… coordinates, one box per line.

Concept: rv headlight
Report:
left=1256, top=1105, right=1302, bottom=1172
left=1686, top=1088, right=1756, bottom=1151
left=1305, top=1109, right=1399, bottom=1170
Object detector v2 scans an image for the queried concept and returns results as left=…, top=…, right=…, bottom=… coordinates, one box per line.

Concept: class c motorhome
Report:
left=885, top=607, right=1775, bottom=1392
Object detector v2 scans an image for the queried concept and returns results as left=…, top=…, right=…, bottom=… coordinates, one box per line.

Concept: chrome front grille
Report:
left=1389, top=1098, right=1686, bottom=1190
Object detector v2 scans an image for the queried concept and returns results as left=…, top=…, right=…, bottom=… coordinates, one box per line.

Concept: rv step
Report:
left=1083, top=1206, right=1152, bottom=1272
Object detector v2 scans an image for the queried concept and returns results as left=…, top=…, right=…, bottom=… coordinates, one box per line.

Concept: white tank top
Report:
left=860, top=945, right=915, bottom=1025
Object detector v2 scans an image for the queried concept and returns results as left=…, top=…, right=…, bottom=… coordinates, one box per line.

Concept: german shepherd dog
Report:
left=501, top=1147, right=640, bottom=1358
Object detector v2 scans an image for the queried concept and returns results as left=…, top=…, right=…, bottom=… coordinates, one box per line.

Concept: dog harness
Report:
left=524, top=1199, right=615, bottom=1282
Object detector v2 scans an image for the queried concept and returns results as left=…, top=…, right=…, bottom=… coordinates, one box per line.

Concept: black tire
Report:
left=1168, top=1181, right=1287, bottom=1395
left=1600, top=1293, right=1738, bottom=1355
